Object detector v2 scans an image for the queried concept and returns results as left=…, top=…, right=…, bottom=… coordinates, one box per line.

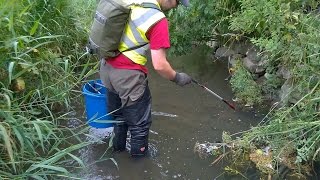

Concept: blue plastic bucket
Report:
left=82, top=79, right=114, bottom=128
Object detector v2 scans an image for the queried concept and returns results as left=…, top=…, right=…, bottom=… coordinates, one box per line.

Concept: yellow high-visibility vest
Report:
left=118, top=0, right=165, bottom=65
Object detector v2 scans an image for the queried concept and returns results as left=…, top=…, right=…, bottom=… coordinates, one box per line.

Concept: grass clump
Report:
left=0, top=0, right=100, bottom=178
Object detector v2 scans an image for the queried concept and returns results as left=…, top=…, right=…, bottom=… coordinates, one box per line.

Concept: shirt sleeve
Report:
left=146, top=18, right=171, bottom=50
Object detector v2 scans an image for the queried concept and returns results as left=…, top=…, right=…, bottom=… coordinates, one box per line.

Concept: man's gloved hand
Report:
left=172, top=72, right=192, bottom=86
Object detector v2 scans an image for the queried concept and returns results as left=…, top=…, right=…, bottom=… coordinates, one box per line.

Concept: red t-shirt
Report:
left=106, top=18, right=170, bottom=74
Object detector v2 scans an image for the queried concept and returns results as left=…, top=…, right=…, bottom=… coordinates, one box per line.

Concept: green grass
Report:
left=0, top=0, right=103, bottom=178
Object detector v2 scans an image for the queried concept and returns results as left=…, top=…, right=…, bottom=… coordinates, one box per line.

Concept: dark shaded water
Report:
left=71, top=50, right=269, bottom=180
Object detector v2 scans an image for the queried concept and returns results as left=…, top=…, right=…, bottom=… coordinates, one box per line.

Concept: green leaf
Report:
left=32, top=121, right=45, bottom=152
left=64, top=59, right=69, bottom=72
left=0, top=169, right=13, bottom=178
left=26, top=142, right=91, bottom=173
left=30, top=174, right=46, bottom=180
left=0, top=124, right=16, bottom=173
left=12, top=61, right=42, bottom=80
left=30, top=20, right=40, bottom=36
left=67, top=153, right=85, bottom=167
left=109, top=158, right=119, bottom=170
left=29, top=164, right=69, bottom=174
left=8, top=61, right=14, bottom=83
left=0, top=93, right=11, bottom=109
left=12, top=127, right=24, bottom=153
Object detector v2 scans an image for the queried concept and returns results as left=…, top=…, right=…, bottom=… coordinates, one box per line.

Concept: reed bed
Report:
left=0, top=0, right=101, bottom=178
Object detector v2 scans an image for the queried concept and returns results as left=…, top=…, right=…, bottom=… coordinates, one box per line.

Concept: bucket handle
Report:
left=82, top=91, right=104, bottom=97
left=95, top=82, right=105, bottom=87
left=88, top=82, right=102, bottom=94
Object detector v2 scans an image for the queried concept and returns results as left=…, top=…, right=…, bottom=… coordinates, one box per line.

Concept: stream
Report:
left=70, top=50, right=270, bottom=180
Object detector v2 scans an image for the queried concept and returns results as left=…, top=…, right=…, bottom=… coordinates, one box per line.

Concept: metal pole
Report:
left=192, top=79, right=235, bottom=110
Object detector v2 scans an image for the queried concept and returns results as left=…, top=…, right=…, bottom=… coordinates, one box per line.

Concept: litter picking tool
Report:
left=192, top=79, right=235, bottom=110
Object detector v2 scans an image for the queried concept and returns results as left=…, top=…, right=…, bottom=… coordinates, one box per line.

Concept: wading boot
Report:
left=107, top=90, right=128, bottom=152
left=112, top=122, right=128, bottom=152
left=122, top=87, right=152, bottom=157
left=130, top=134, right=149, bottom=157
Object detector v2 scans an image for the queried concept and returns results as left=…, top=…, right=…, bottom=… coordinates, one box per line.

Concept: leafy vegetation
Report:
left=168, top=0, right=240, bottom=56
left=169, top=0, right=320, bottom=177
left=0, top=0, right=98, bottom=178
left=1, top=0, right=319, bottom=178
left=230, top=61, right=263, bottom=105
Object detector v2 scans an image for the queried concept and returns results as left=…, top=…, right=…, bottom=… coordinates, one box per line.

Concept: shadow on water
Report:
left=68, top=49, right=287, bottom=180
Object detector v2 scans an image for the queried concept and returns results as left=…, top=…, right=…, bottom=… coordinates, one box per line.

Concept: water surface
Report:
left=74, top=50, right=266, bottom=180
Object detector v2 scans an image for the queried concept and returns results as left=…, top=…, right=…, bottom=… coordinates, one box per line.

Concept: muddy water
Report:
left=74, top=50, right=266, bottom=180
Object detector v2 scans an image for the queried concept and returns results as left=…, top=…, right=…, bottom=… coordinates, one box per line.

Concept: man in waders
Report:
left=100, top=0, right=192, bottom=157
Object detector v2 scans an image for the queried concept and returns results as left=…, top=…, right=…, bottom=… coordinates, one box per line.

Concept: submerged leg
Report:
left=122, top=87, right=152, bottom=157
left=107, top=91, right=128, bottom=152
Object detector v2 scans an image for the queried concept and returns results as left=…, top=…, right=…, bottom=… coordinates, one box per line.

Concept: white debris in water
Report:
left=148, top=143, right=159, bottom=158
left=151, top=111, right=178, bottom=117
left=86, top=127, right=114, bottom=144
left=149, top=129, right=159, bottom=135
left=245, top=103, right=253, bottom=107
left=160, top=171, right=168, bottom=177
left=263, top=146, right=271, bottom=155
left=194, top=142, right=231, bottom=159
left=232, top=97, right=239, bottom=102
left=157, top=163, right=163, bottom=168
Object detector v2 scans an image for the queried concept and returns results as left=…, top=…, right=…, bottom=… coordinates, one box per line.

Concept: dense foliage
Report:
left=1, top=0, right=319, bottom=178
left=0, top=0, right=97, bottom=178
left=169, top=0, right=320, bottom=177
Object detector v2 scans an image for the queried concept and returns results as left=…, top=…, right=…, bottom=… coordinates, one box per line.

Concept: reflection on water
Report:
left=71, top=50, right=268, bottom=179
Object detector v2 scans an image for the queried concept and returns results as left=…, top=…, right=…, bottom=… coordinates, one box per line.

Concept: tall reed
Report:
left=0, top=0, right=100, bottom=178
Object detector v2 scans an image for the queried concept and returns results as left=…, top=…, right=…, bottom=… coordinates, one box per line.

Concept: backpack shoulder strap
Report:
left=120, top=2, right=163, bottom=53
left=139, top=2, right=162, bottom=11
